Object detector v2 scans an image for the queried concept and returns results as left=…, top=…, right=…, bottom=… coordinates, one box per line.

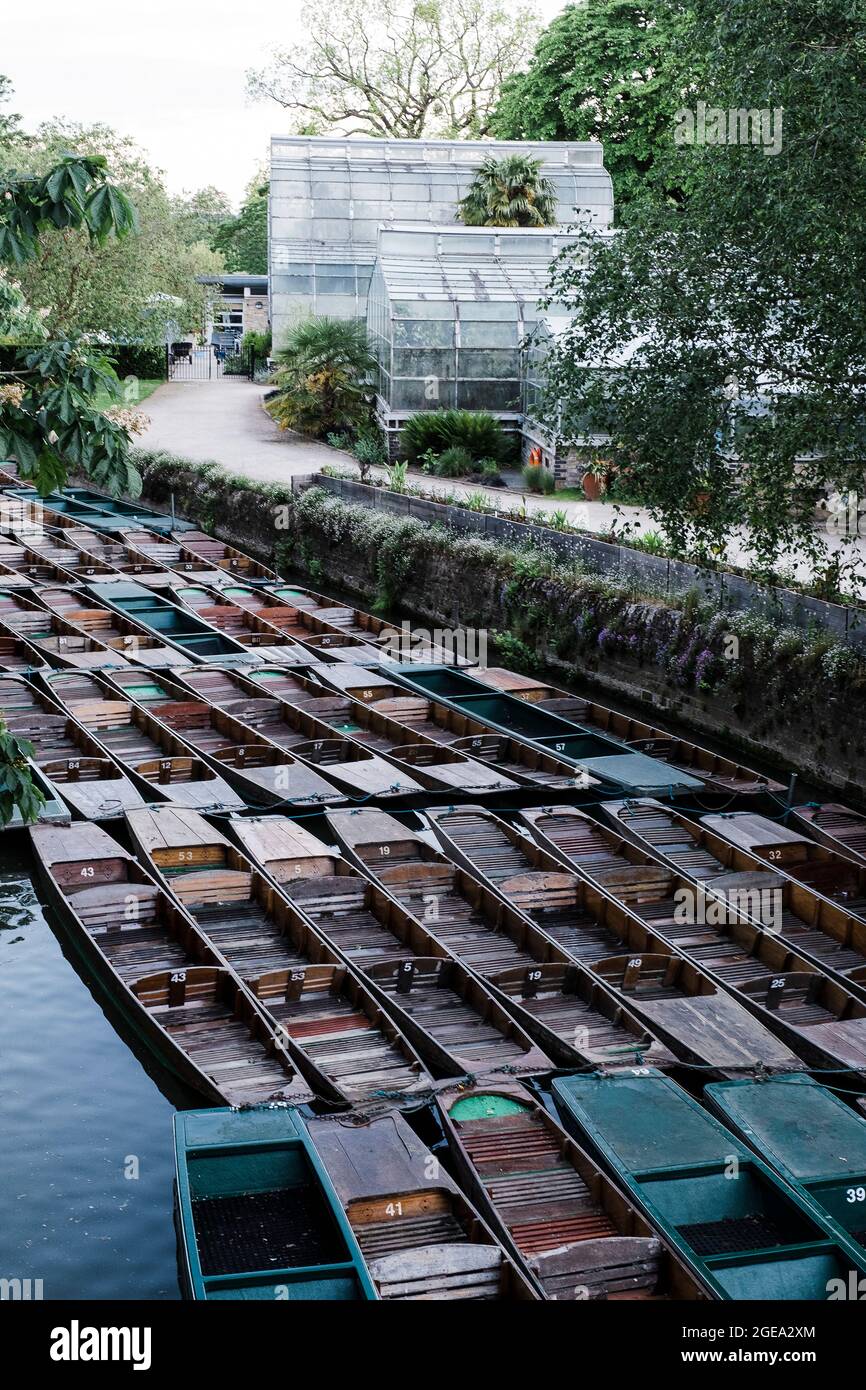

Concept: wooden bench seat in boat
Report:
left=306, top=1111, right=537, bottom=1300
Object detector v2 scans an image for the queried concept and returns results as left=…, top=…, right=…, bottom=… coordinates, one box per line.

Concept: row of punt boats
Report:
left=4, top=468, right=866, bottom=1303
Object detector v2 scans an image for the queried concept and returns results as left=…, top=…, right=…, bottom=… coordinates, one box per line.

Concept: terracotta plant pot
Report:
left=582, top=471, right=604, bottom=501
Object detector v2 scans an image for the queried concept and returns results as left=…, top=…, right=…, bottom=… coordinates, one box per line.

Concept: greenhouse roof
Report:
left=373, top=225, right=597, bottom=306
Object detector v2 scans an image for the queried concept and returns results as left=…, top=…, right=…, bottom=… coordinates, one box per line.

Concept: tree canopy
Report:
left=248, top=0, right=540, bottom=138
left=492, top=0, right=696, bottom=217
left=5, top=123, right=223, bottom=344
left=459, top=155, right=557, bottom=226
left=212, top=179, right=268, bottom=274
left=538, top=0, right=866, bottom=574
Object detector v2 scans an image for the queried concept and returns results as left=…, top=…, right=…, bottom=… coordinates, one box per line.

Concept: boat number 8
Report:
left=846, top=1187, right=866, bottom=1203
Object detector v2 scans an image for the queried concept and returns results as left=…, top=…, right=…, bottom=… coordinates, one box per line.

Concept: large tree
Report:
left=492, top=0, right=696, bottom=217
left=247, top=0, right=540, bottom=139
left=0, top=85, right=143, bottom=821
left=8, top=123, right=223, bottom=344
left=212, top=178, right=268, bottom=274
left=539, top=0, right=866, bottom=574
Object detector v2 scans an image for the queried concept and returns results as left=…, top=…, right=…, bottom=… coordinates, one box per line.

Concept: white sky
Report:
left=3, top=0, right=564, bottom=207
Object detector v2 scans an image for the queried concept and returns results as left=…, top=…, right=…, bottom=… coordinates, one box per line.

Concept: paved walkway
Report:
left=137, top=382, right=866, bottom=598
left=138, top=381, right=355, bottom=479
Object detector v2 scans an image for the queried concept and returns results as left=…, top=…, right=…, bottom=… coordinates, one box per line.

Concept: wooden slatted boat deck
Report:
left=249, top=967, right=429, bottom=1103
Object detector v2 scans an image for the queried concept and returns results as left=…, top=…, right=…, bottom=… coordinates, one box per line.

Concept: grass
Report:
left=91, top=378, right=164, bottom=411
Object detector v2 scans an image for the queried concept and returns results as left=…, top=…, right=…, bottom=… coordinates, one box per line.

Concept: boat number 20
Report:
left=847, top=1187, right=866, bottom=1203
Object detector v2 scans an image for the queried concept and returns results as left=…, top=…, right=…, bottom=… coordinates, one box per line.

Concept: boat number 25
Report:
left=847, top=1187, right=866, bottom=1203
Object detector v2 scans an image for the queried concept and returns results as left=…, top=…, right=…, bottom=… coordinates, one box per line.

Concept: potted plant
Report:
left=581, top=459, right=611, bottom=501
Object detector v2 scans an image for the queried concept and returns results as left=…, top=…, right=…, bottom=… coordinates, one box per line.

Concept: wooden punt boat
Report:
left=478, top=665, right=785, bottom=795
left=423, top=805, right=819, bottom=1072
left=228, top=815, right=448, bottom=968
left=791, top=803, right=866, bottom=866
left=29, top=821, right=311, bottom=1106
left=173, top=1107, right=377, bottom=1301
left=518, top=805, right=866, bottom=1066
left=0, top=538, right=82, bottom=583
left=97, top=669, right=350, bottom=808
left=141, top=680, right=425, bottom=801
left=168, top=529, right=279, bottom=580
left=175, top=583, right=389, bottom=661
left=361, top=957, right=552, bottom=1078
left=165, top=584, right=313, bottom=656
left=599, top=799, right=866, bottom=981
left=552, top=1069, right=866, bottom=1299
left=263, top=582, right=461, bottom=662
left=701, top=810, right=866, bottom=917
left=146, top=688, right=418, bottom=804
left=705, top=1072, right=866, bottom=1262
left=22, top=615, right=139, bottom=670
left=225, top=817, right=555, bottom=1078
left=124, top=806, right=435, bottom=1106
left=437, top=1084, right=704, bottom=1300
left=247, top=967, right=433, bottom=1106
left=0, top=586, right=63, bottom=636
left=489, top=963, right=676, bottom=1071
left=0, top=626, right=51, bottom=671
left=34, top=586, right=194, bottom=667
left=82, top=580, right=264, bottom=662
left=317, top=680, right=594, bottom=790
left=326, top=808, right=575, bottom=980
left=38, top=677, right=246, bottom=811
left=382, top=663, right=703, bottom=797
left=305, top=1110, right=539, bottom=1299
left=59, top=527, right=225, bottom=586
left=220, top=670, right=522, bottom=795
left=0, top=675, right=146, bottom=819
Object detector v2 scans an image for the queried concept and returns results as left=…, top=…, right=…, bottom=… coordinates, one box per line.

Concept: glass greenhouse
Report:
left=367, top=226, right=579, bottom=449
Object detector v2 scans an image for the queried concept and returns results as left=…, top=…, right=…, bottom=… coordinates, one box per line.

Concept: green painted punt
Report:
left=86, top=581, right=250, bottom=660
left=173, top=1107, right=377, bottom=1301
left=385, top=664, right=702, bottom=797
left=705, top=1073, right=866, bottom=1262
left=552, top=1069, right=866, bottom=1301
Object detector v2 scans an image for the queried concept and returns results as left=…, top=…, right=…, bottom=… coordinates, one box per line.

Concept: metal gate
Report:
left=166, top=344, right=256, bottom=381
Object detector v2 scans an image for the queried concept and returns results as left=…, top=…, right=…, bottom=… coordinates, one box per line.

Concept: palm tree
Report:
left=269, top=316, right=376, bottom=436
left=459, top=155, right=558, bottom=228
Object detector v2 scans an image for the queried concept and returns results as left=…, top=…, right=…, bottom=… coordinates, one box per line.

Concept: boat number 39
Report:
left=847, top=1187, right=866, bottom=1203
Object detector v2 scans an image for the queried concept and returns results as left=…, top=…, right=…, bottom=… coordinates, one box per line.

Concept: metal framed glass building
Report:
left=366, top=226, right=579, bottom=454
left=269, top=136, right=613, bottom=343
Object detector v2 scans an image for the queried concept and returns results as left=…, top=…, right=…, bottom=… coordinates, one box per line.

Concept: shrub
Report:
left=400, top=409, right=504, bottom=463
left=458, top=156, right=557, bottom=228
left=522, top=463, right=544, bottom=493
left=325, top=431, right=353, bottom=451
left=435, top=446, right=474, bottom=477
left=353, top=427, right=387, bottom=469
left=268, top=317, right=375, bottom=437
left=242, top=329, right=272, bottom=358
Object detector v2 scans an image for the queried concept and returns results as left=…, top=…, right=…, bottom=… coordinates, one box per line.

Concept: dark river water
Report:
left=0, top=842, right=180, bottom=1300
